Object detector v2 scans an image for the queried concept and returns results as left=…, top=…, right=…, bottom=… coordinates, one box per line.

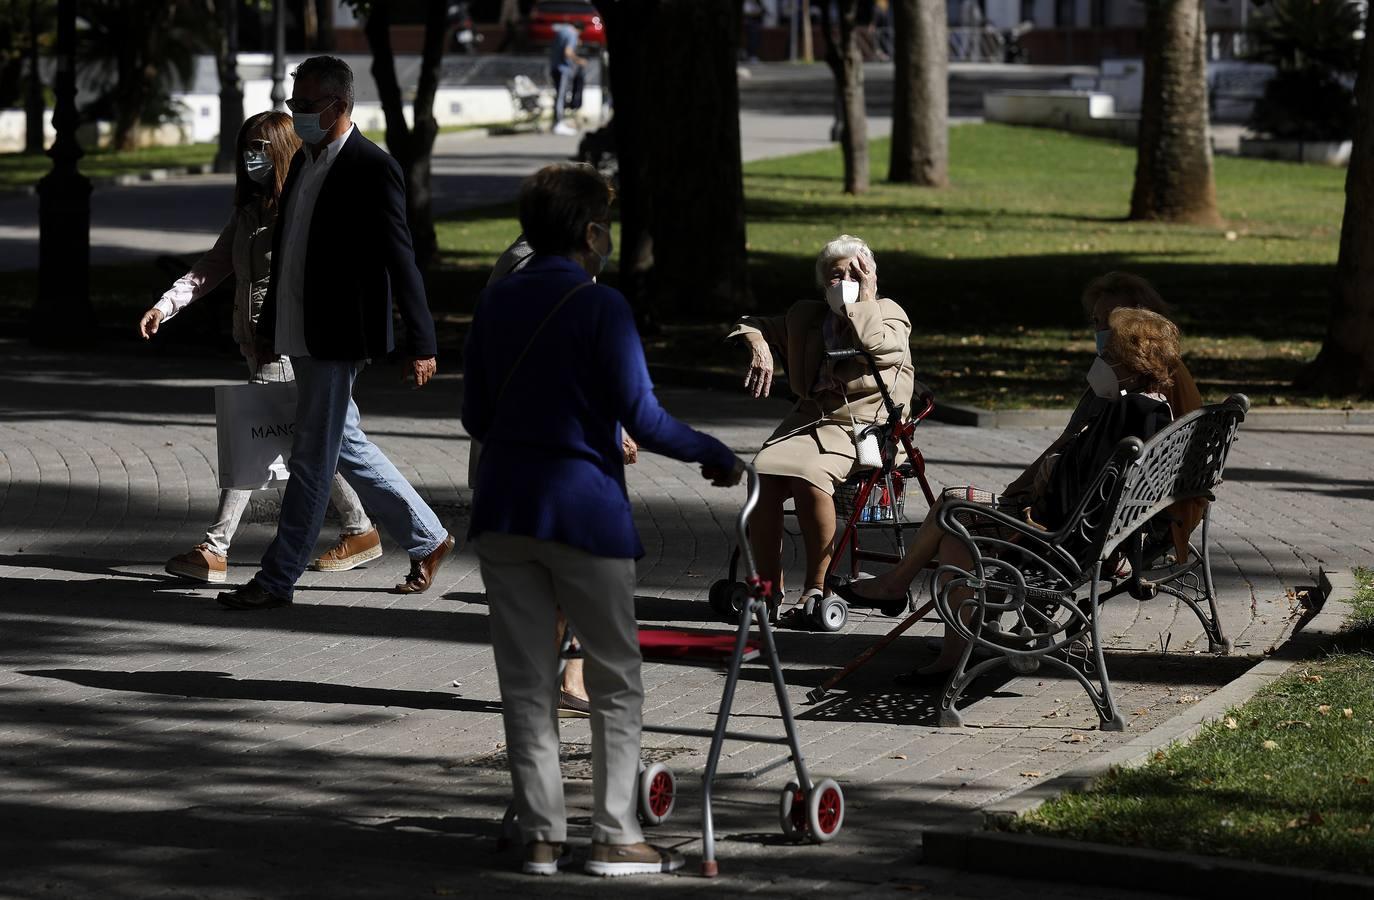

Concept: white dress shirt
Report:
left=274, top=124, right=355, bottom=358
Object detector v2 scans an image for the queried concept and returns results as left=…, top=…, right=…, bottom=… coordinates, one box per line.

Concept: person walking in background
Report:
left=464, top=164, right=743, bottom=876
left=138, top=110, right=381, bottom=585
left=216, top=56, right=454, bottom=611
left=549, top=21, right=586, bottom=136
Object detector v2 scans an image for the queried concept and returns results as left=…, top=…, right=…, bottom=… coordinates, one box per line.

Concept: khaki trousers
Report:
left=477, top=532, right=644, bottom=845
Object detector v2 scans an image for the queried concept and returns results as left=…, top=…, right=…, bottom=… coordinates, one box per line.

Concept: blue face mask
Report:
left=291, top=99, right=338, bottom=146
left=590, top=223, right=613, bottom=275
left=1095, top=329, right=1111, bottom=355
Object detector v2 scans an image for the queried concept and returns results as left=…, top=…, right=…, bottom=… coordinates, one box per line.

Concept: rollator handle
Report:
left=734, top=462, right=762, bottom=583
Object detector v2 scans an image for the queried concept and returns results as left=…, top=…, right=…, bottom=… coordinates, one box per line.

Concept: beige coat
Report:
left=728, top=297, right=915, bottom=434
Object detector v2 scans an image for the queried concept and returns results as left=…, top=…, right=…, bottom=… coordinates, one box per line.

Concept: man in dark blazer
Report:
left=218, top=56, right=455, bottom=610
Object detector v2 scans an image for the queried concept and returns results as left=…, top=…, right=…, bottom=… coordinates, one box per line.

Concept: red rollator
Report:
left=698, top=462, right=844, bottom=875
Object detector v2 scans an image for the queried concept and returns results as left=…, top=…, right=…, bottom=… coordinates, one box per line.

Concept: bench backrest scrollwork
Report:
left=1060, top=394, right=1250, bottom=573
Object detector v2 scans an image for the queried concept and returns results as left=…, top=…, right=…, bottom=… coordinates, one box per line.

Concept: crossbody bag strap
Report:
left=492, top=280, right=593, bottom=407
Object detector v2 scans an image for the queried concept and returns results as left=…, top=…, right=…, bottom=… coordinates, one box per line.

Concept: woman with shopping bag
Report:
left=137, top=111, right=379, bottom=584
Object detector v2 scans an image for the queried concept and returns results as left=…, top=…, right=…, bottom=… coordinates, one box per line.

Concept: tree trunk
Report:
left=1297, top=34, right=1374, bottom=395
left=213, top=0, right=244, bottom=174
left=597, top=0, right=749, bottom=326
left=823, top=0, right=868, bottom=194
left=364, top=0, right=446, bottom=272
left=25, top=0, right=44, bottom=154
left=888, top=0, right=947, bottom=186
left=314, top=0, right=335, bottom=51
left=1129, top=0, right=1219, bottom=223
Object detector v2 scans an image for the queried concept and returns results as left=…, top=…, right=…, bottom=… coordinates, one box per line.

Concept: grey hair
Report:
left=293, top=56, right=355, bottom=114
left=814, top=234, right=877, bottom=289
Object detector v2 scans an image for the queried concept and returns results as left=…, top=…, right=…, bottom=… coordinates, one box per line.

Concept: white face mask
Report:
left=825, top=279, right=859, bottom=314
left=1087, top=356, right=1123, bottom=399
left=243, top=150, right=273, bottom=184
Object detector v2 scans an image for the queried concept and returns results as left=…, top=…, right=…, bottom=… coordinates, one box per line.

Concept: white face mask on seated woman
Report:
left=825, top=279, right=859, bottom=314
left=1086, top=356, right=1125, bottom=399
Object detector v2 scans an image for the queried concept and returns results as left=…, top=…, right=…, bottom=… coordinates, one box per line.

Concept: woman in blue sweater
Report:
left=462, top=163, right=742, bottom=878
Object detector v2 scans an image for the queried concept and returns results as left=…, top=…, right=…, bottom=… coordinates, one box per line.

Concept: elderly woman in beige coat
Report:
left=730, top=235, right=913, bottom=616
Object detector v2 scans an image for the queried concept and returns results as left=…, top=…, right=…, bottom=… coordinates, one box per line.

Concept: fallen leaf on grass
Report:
left=1262, top=739, right=1280, bottom=750
left=1302, top=673, right=1324, bottom=684
left=1153, top=750, right=1167, bottom=762
left=1351, top=775, right=1369, bottom=785
left=1318, top=705, right=1332, bottom=715
left=1343, top=708, right=1354, bottom=719
left=1224, top=717, right=1239, bottom=730
left=1350, top=825, right=1372, bottom=835
left=1285, top=811, right=1326, bottom=829
left=1277, top=720, right=1311, bottom=729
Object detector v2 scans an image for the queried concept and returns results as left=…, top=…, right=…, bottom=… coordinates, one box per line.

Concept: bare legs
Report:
left=748, top=474, right=838, bottom=596
left=841, top=496, right=974, bottom=674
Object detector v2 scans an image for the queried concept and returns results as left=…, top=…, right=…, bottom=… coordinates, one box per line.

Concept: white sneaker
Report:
left=552, top=121, right=578, bottom=136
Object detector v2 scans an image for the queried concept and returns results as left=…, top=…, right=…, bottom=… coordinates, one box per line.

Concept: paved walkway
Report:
left=1, top=340, right=1369, bottom=897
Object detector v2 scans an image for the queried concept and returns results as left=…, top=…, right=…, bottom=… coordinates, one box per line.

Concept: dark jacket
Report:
left=258, top=129, right=437, bottom=361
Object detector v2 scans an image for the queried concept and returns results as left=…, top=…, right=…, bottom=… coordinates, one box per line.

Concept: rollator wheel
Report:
left=880, top=596, right=909, bottom=618
left=816, top=596, right=848, bottom=632
left=708, top=579, right=733, bottom=616
left=778, top=779, right=807, bottom=839
left=728, top=583, right=750, bottom=616
left=498, top=803, right=520, bottom=851
left=806, top=778, right=845, bottom=843
left=638, top=762, right=676, bottom=826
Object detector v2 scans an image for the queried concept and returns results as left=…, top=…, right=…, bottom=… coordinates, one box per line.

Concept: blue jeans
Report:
left=254, top=357, right=447, bottom=599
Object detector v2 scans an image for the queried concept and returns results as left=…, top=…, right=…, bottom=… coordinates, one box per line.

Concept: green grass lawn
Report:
left=0, top=143, right=217, bottom=192
left=431, top=123, right=1351, bottom=408
left=1009, top=569, right=1374, bottom=876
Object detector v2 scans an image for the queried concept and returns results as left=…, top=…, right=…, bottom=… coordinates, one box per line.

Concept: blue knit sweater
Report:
left=462, top=255, right=737, bottom=559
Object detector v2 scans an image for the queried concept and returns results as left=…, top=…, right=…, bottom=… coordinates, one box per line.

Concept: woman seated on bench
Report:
left=837, top=301, right=1189, bottom=685
left=729, top=234, right=914, bottom=615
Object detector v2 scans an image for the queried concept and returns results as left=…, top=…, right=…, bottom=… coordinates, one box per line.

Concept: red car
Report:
left=526, top=0, right=606, bottom=48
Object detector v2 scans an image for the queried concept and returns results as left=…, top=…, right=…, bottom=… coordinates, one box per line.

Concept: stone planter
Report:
left=1238, top=136, right=1352, bottom=165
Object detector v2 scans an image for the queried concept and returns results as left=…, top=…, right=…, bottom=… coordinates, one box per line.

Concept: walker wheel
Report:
left=728, top=583, right=750, bottom=616
left=638, top=762, right=676, bottom=826
left=498, top=803, right=520, bottom=851
left=708, top=579, right=732, bottom=615
left=816, top=596, right=848, bottom=632
left=778, top=779, right=806, bottom=839
left=806, top=778, right=844, bottom=843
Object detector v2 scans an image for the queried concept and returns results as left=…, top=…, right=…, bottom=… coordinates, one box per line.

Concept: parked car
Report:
left=526, top=0, right=606, bottom=48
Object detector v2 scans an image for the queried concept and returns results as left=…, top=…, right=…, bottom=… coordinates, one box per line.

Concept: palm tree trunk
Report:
left=888, top=0, right=947, bottom=186
left=1297, top=33, right=1374, bottom=395
left=1129, top=0, right=1219, bottom=223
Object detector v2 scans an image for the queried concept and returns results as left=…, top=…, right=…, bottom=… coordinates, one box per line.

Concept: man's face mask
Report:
left=290, top=98, right=339, bottom=145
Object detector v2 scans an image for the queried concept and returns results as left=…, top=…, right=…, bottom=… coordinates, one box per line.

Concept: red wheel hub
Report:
left=789, top=789, right=807, bottom=832
left=649, top=771, right=674, bottom=815
left=816, top=787, right=842, bottom=834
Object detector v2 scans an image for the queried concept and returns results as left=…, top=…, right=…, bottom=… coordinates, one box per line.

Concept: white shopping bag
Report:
left=215, top=381, right=298, bottom=490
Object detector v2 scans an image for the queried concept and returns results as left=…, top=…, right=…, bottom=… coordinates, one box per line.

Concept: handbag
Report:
left=466, top=280, right=593, bottom=484
left=214, top=380, right=298, bottom=490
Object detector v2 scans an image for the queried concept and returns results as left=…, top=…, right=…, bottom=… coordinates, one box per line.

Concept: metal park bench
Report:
left=930, top=394, right=1250, bottom=731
